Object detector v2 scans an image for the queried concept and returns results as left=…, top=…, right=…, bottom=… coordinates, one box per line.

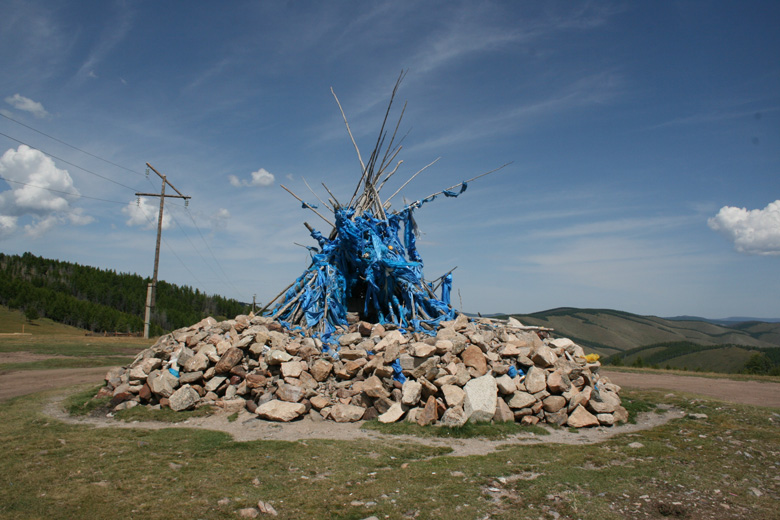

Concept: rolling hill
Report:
left=501, top=308, right=780, bottom=374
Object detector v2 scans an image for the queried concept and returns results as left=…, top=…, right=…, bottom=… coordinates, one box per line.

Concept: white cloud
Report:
left=0, top=215, right=17, bottom=238
left=708, top=201, right=780, bottom=255
left=0, top=145, right=92, bottom=239
left=210, top=208, right=231, bottom=229
left=229, top=168, right=275, bottom=188
left=122, top=197, right=171, bottom=230
left=4, top=93, right=49, bottom=118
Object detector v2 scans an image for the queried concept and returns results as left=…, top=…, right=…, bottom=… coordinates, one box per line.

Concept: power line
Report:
left=182, top=206, right=247, bottom=300
left=135, top=198, right=208, bottom=296
left=0, top=112, right=146, bottom=178
left=0, top=174, right=131, bottom=205
left=0, top=131, right=139, bottom=191
left=0, top=119, right=247, bottom=302
left=164, top=205, right=245, bottom=299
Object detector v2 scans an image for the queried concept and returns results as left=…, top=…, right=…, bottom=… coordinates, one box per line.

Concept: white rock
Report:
left=495, top=374, right=517, bottom=394
left=169, top=384, right=200, bottom=411
left=441, top=384, right=466, bottom=408
left=463, top=374, right=498, bottom=422
left=256, top=400, right=306, bottom=422
left=401, top=380, right=422, bottom=406
left=378, top=402, right=406, bottom=423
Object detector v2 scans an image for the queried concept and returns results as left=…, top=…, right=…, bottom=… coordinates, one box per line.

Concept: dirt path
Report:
left=43, top=391, right=684, bottom=456
left=601, top=370, right=780, bottom=408
left=0, top=366, right=108, bottom=401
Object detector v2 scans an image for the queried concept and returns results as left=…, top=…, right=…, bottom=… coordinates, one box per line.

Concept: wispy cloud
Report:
left=74, top=4, right=134, bottom=81
left=4, top=93, right=49, bottom=118
left=410, top=71, right=623, bottom=152
left=647, top=105, right=780, bottom=130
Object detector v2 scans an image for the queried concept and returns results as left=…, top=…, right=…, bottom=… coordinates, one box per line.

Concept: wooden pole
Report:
left=136, top=162, right=191, bottom=339
left=151, top=174, right=166, bottom=307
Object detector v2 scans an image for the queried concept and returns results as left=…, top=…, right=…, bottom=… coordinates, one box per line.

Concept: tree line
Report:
left=0, top=252, right=248, bottom=335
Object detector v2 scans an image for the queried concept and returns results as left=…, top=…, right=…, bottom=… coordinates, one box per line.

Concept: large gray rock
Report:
left=214, top=347, right=243, bottom=374
left=265, top=349, right=292, bottom=365
left=461, top=345, right=488, bottom=375
left=378, top=402, right=405, bottom=423
left=441, top=384, right=465, bottom=408
left=546, top=370, right=572, bottom=394
left=506, top=391, right=536, bottom=410
left=463, top=374, right=497, bottom=422
left=338, top=332, right=362, bottom=346
left=587, top=389, right=620, bottom=414
left=362, top=375, right=389, bottom=399
left=276, top=383, right=304, bottom=403
left=256, top=400, right=306, bottom=422
left=309, top=359, right=333, bottom=381
left=493, top=397, right=515, bottom=423
left=439, top=406, right=468, bottom=427
left=184, top=352, right=209, bottom=373
left=523, top=366, right=547, bottom=394
left=329, top=404, right=365, bottom=422
left=204, top=375, right=227, bottom=392
left=401, top=380, right=422, bottom=406
left=169, top=384, right=200, bottom=411
left=148, top=369, right=180, bottom=397
left=531, top=344, right=557, bottom=367
left=567, top=405, right=600, bottom=428
left=495, top=374, right=516, bottom=394
left=280, top=361, right=303, bottom=378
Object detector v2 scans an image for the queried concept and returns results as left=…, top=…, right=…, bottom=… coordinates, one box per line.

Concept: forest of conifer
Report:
left=0, top=252, right=247, bottom=335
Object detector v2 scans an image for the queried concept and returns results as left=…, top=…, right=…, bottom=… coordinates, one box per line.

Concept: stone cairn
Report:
left=100, top=312, right=627, bottom=428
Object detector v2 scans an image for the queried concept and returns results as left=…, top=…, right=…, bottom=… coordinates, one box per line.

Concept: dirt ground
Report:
left=2, top=360, right=779, bottom=456
left=0, top=366, right=109, bottom=401
left=601, top=370, right=780, bottom=408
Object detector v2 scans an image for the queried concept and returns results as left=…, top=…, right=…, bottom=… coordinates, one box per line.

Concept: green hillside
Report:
left=508, top=307, right=779, bottom=353
left=505, top=308, right=780, bottom=374
left=0, top=252, right=248, bottom=335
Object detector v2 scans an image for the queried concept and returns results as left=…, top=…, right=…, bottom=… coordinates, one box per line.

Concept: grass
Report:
left=63, top=385, right=111, bottom=416
left=0, top=356, right=136, bottom=372
left=620, top=395, right=658, bottom=424
left=114, top=404, right=216, bottom=423
left=1, top=386, right=777, bottom=519
left=362, top=419, right=549, bottom=439
left=0, top=309, right=151, bottom=372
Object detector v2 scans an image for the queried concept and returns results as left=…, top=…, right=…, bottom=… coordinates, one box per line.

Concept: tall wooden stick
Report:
left=331, top=87, right=366, bottom=176
left=280, top=184, right=335, bottom=228
left=303, top=177, right=333, bottom=212
left=383, top=157, right=441, bottom=207
left=407, top=162, right=512, bottom=210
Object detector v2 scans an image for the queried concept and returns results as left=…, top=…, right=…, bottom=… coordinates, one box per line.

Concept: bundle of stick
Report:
left=265, top=72, right=509, bottom=343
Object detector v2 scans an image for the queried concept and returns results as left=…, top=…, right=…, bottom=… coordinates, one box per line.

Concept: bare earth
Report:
left=0, top=366, right=109, bottom=401
left=601, top=370, right=780, bottom=408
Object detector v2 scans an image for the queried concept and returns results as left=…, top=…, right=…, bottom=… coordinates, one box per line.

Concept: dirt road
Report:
left=602, top=370, right=780, bottom=409
left=0, top=366, right=108, bottom=401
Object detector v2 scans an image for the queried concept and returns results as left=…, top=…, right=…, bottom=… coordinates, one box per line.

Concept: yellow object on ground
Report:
left=584, top=353, right=600, bottom=363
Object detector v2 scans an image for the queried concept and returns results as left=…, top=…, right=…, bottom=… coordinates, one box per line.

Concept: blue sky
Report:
left=1, top=1, right=778, bottom=319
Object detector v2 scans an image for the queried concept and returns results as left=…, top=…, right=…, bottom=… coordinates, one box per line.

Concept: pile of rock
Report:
left=101, top=313, right=627, bottom=428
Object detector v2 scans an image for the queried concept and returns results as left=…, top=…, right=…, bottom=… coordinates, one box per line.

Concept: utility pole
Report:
left=252, top=294, right=257, bottom=314
left=136, top=162, right=191, bottom=339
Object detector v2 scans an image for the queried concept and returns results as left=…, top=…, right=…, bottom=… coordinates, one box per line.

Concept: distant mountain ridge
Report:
left=501, top=307, right=780, bottom=355
left=664, top=315, right=780, bottom=325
